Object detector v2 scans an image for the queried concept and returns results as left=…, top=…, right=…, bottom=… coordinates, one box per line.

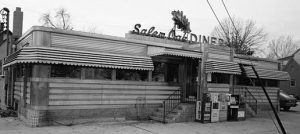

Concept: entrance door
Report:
left=185, top=58, right=199, bottom=101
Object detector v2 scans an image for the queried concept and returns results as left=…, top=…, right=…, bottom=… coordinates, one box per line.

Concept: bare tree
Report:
left=267, top=36, right=300, bottom=59
left=212, top=17, right=267, bottom=55
left=40, top=8, right=73, bottom=30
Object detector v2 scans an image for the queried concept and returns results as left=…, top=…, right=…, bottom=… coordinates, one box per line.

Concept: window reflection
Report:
left=152, top=62, right=166, bottom=82
left=209, top=73, right=230, bottom=84
left=116, top=69, right=147, bottom=81
left=51, top=64, right=81, bottom=78
left=152, top=62, right=179, bottom=83
left=85, top=67, right=112, bottom=80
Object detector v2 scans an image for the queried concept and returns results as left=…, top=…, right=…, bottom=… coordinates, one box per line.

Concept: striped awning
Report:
left=242, top=66, right=290, bottom=80
left=205, top=60, right=241, bottom=75
left=147, top=46, right=201, bottom=58
left=3, top=47, right=154, bottom=70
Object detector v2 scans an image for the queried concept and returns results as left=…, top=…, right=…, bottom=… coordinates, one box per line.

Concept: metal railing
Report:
left=244, top=87, right=258, bottom=114
left=183, top=83, right=198, bottom=103
left=163, top=89, right=181, bottom=123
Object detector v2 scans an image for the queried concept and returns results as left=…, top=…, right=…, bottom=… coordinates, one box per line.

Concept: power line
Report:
left=220, top=0, right=286, bottom=134
left=221, top=0, right=238, bottom=34
left=206, top=0, right=227, bottom=37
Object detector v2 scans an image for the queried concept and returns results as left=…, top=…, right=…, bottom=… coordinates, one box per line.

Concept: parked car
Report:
left=279, top=90, right=297, bottom=111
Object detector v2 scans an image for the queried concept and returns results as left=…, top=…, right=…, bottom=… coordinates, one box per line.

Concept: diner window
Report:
left=166, top=63, right=179, bottom=83
left=14, top=64, right=32, bottom=78
left=15, top=65, right=24, bottom=78
left=236, top=75, right=252, bottom=86
left=267, top=80, right=279, bottom=87
left=254, top=78, right=266, bottom=86
left=116, top=69, right=147, bottom=81
left=51, top=64, right=81, bottom=78
left=210, top=73, right=230, bottom=84
left=290, top=79, right=296, bottom=87
left=152, top=62, right=166, bottom=82
left=85, top=67, right=112, bottom=80
left=0, top=60, right=2, bottom=76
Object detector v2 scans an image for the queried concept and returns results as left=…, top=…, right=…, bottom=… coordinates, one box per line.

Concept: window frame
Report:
left=290, top=79, right=296, bottom=87
left=0, top=60, right=3, bottom=76
left=116, top=69, right=148, bottom=81
left=209, top=73, right=230, bottom=84
left=85, top=67, right=112, bottom=80
left=50, top=64, right=82, bottom=79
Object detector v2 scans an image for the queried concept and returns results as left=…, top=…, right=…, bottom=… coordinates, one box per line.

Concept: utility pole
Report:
left=198, top=43, right=208, bottom=101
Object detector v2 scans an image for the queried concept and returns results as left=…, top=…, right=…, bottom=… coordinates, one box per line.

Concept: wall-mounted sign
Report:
left=130, top=11, right=224, bottom=45
left=130, top=24, right=224, bottom=45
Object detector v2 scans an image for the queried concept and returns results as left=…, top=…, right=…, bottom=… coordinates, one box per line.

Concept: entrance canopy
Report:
left=242, top=66, right=290, bottom=81
left=3, top=47, right=154, bottom=70
left=147, top=46, right=201, bottom=58
left=205, top=60, right=241, bottom=75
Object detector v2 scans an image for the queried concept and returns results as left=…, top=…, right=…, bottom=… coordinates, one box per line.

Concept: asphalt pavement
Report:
left=0, top=102, right=299, bottom=134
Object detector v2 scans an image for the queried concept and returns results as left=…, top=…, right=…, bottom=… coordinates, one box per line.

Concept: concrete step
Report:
left=151, top=103, right=196, bottom=123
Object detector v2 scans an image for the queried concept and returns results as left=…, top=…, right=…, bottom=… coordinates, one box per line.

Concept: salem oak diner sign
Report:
left=130, top=24, right=224, bottom=45
left=130, top=10, right=224, bottom=45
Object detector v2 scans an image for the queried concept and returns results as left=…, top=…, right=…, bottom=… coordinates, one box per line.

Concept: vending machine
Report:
left=201, top=93, right=212, bottom=123
left=227, top=94, right=246, bottom=121
left=195, top=101, right=202, bottom=122
left=211, top=101, right=220, bottom=122
left=238, top=94, right=246, bottom=121
left=218, top=93, right=229, bottom=121
left=228, top=95, right=240, bottom=121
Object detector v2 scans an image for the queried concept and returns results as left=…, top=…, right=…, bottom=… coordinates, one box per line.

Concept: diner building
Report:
left=0, top=26, right=290, bottom=126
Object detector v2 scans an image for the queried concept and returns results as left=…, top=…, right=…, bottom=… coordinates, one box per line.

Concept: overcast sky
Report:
left=1, top=0, right=300, bottom=49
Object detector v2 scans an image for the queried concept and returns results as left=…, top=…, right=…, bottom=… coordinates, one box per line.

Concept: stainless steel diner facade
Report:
left=0, top=26, right=290, bottom=126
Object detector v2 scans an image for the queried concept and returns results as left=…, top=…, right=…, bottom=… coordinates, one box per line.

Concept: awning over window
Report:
left=205, top=60, right=241, bottom=75
left=242, top=66, right=290, bottom=80
left=147, top=46, right=201, bottom=58
left=3, top=47, right=154, bottom=70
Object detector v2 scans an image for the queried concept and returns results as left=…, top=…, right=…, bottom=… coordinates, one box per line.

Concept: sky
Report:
left=1, top=0, right=300, bottom=55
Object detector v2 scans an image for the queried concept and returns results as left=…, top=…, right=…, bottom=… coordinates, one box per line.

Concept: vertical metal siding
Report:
left=17, top=33, right=33, bottom=50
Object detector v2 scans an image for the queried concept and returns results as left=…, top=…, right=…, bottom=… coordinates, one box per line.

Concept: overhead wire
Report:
left=219, top=0, right=283, bottom=133
left=206, top=0, right=283, bottom=133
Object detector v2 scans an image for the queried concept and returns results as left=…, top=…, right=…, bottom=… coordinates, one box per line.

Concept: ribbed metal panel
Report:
left=4, top=47, right=154, bottom=70
left=208, top=53, right=230, bottom=61
left=208, top=48, right=230, bottom=56
left=147, top=46, right=201, bottom=58
left=47, top=81, right=180, bottom=106
left=14, top=81, right=30, bottom=104
left=51, top=33, right=147, bottom=56
left=243, top=66, right=290, bottom=80
left=234, top=86, right=279, bottom=103
left=205, top=60, right=241, bottom=74
left=235, top=58, right=278, bottom=70
left=16, top=33, right=33, bottom=50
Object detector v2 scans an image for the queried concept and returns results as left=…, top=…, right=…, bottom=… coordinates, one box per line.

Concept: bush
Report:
left=0, top=107, right=17, bottom=117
